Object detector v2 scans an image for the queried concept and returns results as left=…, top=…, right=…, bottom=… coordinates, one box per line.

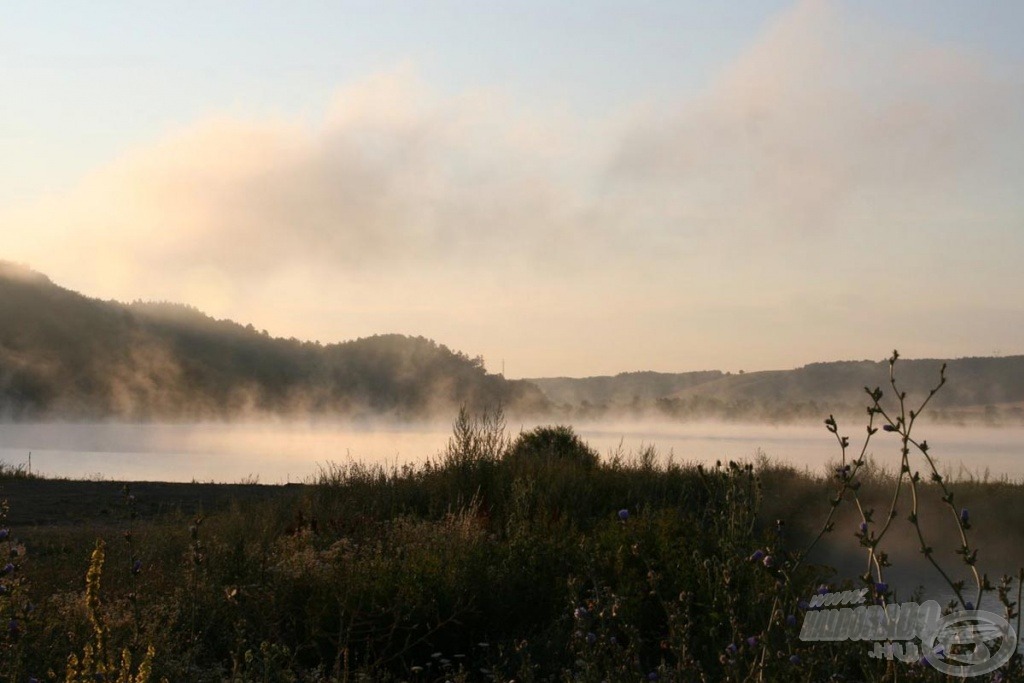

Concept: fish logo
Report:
left=922, top=610, right=1017, bottom=677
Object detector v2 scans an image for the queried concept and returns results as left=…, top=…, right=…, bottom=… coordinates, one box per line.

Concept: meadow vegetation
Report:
left=2, top=353, right=1023, bottom=681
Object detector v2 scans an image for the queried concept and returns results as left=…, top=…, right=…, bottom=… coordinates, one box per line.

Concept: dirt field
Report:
left=0, top=477, right=303, bottom=527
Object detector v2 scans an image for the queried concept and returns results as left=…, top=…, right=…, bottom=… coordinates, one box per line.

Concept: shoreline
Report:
left=0, top=477, right=302, bottom=526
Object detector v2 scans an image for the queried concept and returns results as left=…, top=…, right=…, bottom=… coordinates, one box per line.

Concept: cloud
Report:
left=607, top=0, right=1022, bottom=245
left=2, top=0, right=1022, bottom=375
left=6, top=66, right=600, bottom=286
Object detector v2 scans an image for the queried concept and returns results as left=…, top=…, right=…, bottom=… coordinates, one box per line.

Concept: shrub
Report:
left=506, top=425, right=600, bottom=470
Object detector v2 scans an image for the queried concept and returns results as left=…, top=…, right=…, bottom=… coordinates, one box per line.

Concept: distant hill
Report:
left=528, top=357, right=1024, bottom=424
left=0, top=262, right=546, bottom=420
left=4, top=262, right=1020, bottom=425
left=529, top=371, right=724, bottom=406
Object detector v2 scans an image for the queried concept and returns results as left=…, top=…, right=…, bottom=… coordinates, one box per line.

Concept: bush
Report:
left=506, top=425, right=600, bottom=470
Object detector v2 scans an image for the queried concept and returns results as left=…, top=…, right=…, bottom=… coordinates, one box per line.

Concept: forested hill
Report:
left=4, top=262, right=1020, bottom=424
left=0, top=262, right=546, bottom=420
left=530, top=357, right=1024, bottom=423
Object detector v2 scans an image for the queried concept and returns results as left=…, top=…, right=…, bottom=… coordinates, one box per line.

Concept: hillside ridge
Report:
left=528, top=356, right=1024, bottom=423
left=0, top=262, right=546, bottom=420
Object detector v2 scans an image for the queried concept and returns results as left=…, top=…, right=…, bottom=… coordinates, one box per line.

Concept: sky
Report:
left=2, top=0, right=1023, bottom=378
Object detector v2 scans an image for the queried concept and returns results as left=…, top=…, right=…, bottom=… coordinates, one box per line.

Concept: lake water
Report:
left=1, top=419, right=1021, bottom=484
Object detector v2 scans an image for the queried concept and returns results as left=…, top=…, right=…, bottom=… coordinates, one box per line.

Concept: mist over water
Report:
left=579, top=421, right=1024, bottom=478
left=1, top=419, right=1022, bottom=484
left=0, top=421, right=449, bottom=483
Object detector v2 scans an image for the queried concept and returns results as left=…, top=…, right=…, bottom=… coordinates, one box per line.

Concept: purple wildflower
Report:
left=786, top=614, right=797, bottom=627
left=618, top=509, right=630, bottom=521
left=749, top=549, right=765, bottom=562
left=789, top=654, right=801, bottom=665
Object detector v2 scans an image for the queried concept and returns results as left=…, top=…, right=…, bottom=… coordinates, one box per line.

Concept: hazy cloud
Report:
left=607, top=0, right=1022, bottom=244
left=3, top=0, right=1022, bottom=375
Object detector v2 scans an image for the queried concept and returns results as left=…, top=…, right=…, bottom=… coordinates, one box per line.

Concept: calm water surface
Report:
left=0, top=420, right=1021, bottom=483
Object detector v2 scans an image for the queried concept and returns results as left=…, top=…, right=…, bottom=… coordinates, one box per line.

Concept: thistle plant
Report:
left=0, top=497, right=30, bottom=682
left=122, top=484, right=144, bottom=648
left=64, top=539, right=156, bottom=683
left=796, top=350, right=999, bottom=610
left=186, top=515, right=205, bottom=678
